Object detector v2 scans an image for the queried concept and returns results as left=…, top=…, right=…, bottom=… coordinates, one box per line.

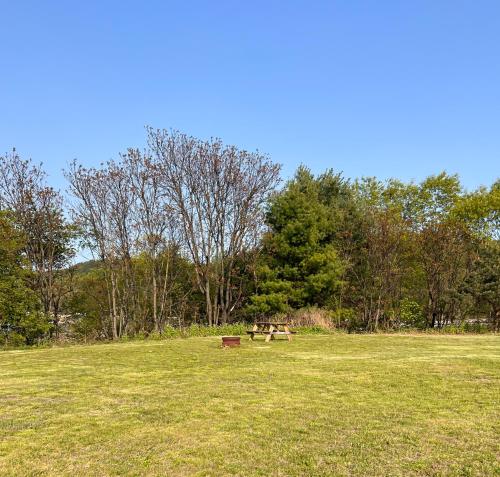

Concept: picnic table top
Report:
left=255, top=321, right=290, bottom=325
left=248, top=321, right=296, bottom=342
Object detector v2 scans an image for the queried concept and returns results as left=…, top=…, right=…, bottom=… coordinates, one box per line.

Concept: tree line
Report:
left=0, top=130, right=498, bottom=345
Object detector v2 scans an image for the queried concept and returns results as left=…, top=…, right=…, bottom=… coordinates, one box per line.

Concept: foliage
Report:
left=463, top=240, right=500, bottom=331
left=247, top=167, right=345, bottom=315
left=64, top=253, right=200, bottom=340
left=250, top=169, right=499, bottom=333
left=0, top=150, right=76, bottom=326
left=1, top=145, right=499, bottom=342
left=0, top=212, right=51, bottom=345
left=399, top=298, right=426, bottom=328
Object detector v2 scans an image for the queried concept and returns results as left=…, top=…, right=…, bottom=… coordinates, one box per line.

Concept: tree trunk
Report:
left=205, top=278, right=213, bottom=326
left=152, top=271, right=158, bottom=332
left=111, top=269, right=119, bottom=339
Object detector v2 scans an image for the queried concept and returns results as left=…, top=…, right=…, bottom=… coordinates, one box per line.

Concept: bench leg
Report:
left=265, top=325, right=274, bottom=343
left=249, top=324, right=259, bottom=340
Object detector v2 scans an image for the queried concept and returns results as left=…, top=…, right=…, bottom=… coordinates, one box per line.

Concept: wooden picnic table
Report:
left=247, top=321, right=296, bottom=342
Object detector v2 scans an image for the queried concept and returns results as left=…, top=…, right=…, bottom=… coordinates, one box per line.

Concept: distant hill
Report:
left=73, top=259, right=102, bottom=275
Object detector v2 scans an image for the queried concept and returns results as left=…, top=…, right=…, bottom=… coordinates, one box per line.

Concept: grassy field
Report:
left=1, top=335, right=499, bottom=477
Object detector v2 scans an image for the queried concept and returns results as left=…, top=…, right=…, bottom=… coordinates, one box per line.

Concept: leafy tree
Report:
left=0, top=150, right=75, bottom=331
left=248, top=167, right=344, bottom=315
left=410, top=174, right=476, bottom=327
left=0, top=212, right=51, bottom=345
left=457, top=183, right=500, bottom=330
left=352, top=178, right=414, bottom=330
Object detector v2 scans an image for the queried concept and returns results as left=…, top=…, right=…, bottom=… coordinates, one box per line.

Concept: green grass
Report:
left=1, top=335, right=499, bottom=476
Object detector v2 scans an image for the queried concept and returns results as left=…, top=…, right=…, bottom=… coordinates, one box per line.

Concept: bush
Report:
left=0, top=330, right=25, bottom=347
left=399, top=299, right=426, bottom=328
left=183, top=323, right=248, bottom=337
left=439, top=322, right=490, bottom=334
left=69, top=313, right=102, bottom=342
left=331, top=308, right=358, bottom=329
left=294, top=325, right=336, bottom=335
left=139, top=322, right=332, bottom=341
left=1, top=312, right=52, bottom=347
left=19, top=312, right=53, bottom=345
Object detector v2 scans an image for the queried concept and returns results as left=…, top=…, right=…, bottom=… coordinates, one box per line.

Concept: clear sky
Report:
left=1, top=0, right=499, bottom=191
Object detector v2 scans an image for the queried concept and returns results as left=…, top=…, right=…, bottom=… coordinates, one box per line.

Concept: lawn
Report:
left=0, top=335, right=499, bottom=477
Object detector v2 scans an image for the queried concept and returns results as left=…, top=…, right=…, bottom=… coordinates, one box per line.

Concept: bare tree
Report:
left=124, top=148, right=176, bottom=332
left=148, top=128, right=281, bottom=325
left=107, top=160, right=138, bottom=335
left=65, top=160, right=124, bottom=338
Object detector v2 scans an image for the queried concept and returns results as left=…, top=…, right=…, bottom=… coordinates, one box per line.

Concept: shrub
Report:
left=19, top=312, right=53, bottom=345
left=399, top=299, right=426, bottom=329
left=439, top=322, right=490, bottom=334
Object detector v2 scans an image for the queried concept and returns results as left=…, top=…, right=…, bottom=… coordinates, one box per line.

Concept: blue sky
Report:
left=1, top=0, right=499, bottom=191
